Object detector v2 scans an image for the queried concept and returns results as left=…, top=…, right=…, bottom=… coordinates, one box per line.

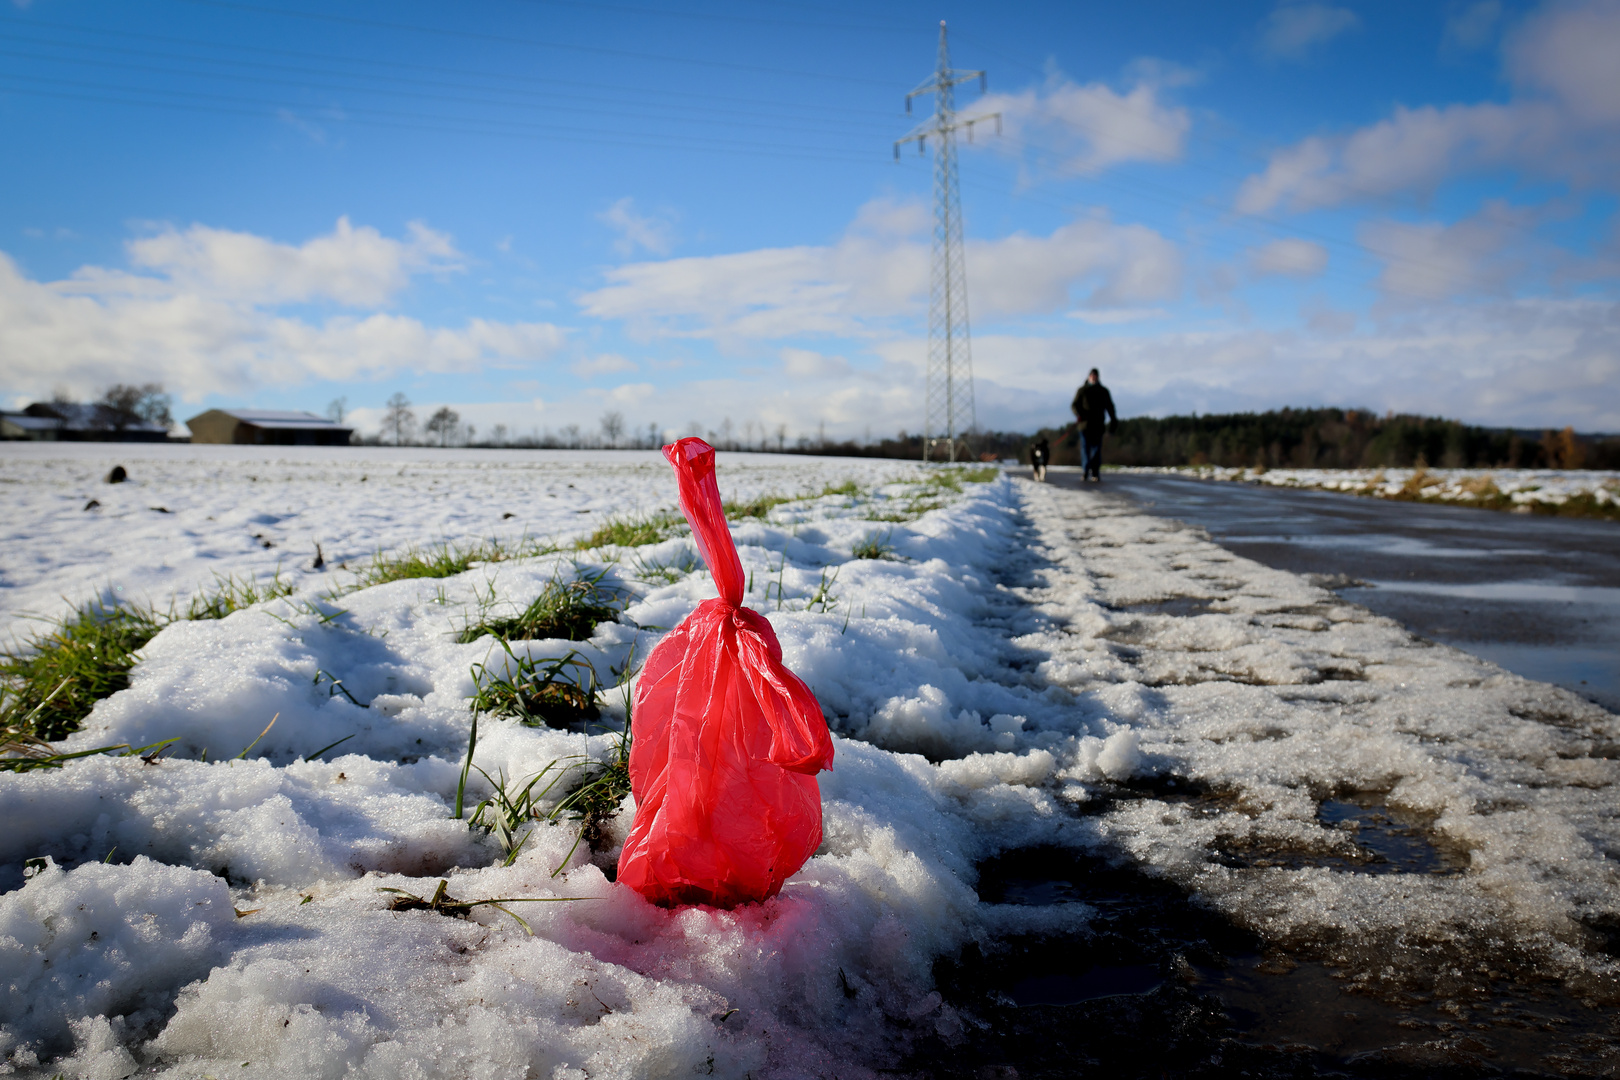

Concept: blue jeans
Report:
left=1080, top=431, right=1103, bottom=479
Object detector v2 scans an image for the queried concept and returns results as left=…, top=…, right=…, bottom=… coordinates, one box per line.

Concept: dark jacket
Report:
left=1072, top=381, right=1117, bottom=435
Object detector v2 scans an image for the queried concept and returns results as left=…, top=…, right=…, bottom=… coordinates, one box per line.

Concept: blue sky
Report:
left=3, top=0, right=1618, bottom=441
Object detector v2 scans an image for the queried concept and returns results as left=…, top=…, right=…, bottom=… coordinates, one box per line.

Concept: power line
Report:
left=0, top=44, right=898, bottom=139
left=0, top=16, right=899, bottom=123
left=165, top=0, right=901, bottom=88
left=495, top=0, right=919, bottom=37
left=0, top=75, right=892, bottom=164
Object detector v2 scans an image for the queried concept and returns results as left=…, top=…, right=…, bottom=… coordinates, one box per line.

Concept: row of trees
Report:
left=43, top=384, right=174, bottom=431
left=1025, top=408, right=1620, bottom=470
left=360, top=394, right=932, bottom=454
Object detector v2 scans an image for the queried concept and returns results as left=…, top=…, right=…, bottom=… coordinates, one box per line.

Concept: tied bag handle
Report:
left=663, top=438, right=745, bottom=607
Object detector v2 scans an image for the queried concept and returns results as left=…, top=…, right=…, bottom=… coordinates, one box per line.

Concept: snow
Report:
left=1128, top=464, right=1620, bottom=509
left=2, top=445, right=1617, bottom=1077
left=0, top=444, right=919, bottom=644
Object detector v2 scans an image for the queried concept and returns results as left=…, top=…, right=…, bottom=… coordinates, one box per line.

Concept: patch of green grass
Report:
left=574, top=512, right=684, bottom=551
left=865, top=496, right=948, bottom=523
left=357, top=541, right=490, bottom=587
left=956, top=465, right=1000, bottom=484
left=630, top=548, right=701, bottom=585
left=1, top=603, right=164, bottom=743
left=183, top=570, right=296, bottom=621
left=818, top=479, right=863, bottom=498
left=4, top=564, right=356, bottom=751
left=456, top=674, right=633, bottom=872
left=851, top=530, right=899, bottom=561
left=1383, top=487, right=1620, bottom=521
left=723, top=493, right=794, bottom=520
left=356, top=536, right=564, bottom=589
left=469, top=641, right=601, bottom=729
left=458, top=570, right=623, bottom=644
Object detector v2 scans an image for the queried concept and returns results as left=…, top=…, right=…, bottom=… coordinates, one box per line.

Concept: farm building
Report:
left=186, top=409, right=353, bottom=446
left=1, top=402, right=171, bottom=441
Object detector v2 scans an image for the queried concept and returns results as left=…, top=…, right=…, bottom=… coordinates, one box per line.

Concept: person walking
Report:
left=1070, top=368, right=1117, bottom=482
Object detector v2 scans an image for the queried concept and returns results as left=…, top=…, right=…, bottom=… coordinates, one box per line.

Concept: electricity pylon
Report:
left=896, top=21, right=999, bottom=463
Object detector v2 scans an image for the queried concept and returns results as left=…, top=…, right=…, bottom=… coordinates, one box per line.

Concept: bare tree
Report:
left=600, top=411, right=625, bottom=448
left=327, top=397, right=347, bottom=424
left=99, top=383, right=172, bottom=431
left=719, top=417, right=734, bottom=450
left=562, top=423, right=581, bottom=449
left=645, top=421, right=660, bottom=448
left=383, top=393, right=415, bottom=445
left=686, top=420, right=703, bottom=439
left=775, top=423, right=788, bottom=452
left=491, top=423, right=508, bottom=447
left=425, top=406, right=461, bottom=447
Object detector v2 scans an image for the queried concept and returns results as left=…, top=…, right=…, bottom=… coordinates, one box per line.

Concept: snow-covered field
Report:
left=0, top=444, right=920, bottom=644
left=1125, top=464, right=1620, bottom=512
left=2, top=445, right=1617, bottom=1077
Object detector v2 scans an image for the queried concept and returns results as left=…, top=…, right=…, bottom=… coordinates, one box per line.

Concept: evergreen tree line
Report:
left=1024, top=408, right=1620, bottom=471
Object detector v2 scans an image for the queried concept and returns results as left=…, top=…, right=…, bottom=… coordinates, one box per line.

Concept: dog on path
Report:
left=1030, top=437, right=1050, bottom=482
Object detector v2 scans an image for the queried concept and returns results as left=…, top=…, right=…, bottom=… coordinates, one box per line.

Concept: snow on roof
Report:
left=1, top=413, right=64, bottom=431
left=216, top=409, right=350, bottom=430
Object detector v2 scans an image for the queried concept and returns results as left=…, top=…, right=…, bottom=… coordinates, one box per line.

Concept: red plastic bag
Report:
left=617, top=438, right=835, bottom=908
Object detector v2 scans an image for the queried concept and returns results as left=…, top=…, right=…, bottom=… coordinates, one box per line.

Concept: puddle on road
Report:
left=1216, top=790, right=1470, bottom=876
left=1115, top=596, right=1214, bottom=617
left=1357, top=580, right=1620, bottom=606
left=907, top=840, right=1620, bottom=1078
left=1007, top=964, right=1162, bottom=1007
left=1316, top=794, right=1470, bottom=875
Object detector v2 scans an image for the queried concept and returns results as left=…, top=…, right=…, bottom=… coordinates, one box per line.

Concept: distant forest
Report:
left=1017, top=408, right=1620, bottom=471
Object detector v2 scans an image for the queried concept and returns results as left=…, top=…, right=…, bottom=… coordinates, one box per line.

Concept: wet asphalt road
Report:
left=1041, top=468, right=1620, bottom=712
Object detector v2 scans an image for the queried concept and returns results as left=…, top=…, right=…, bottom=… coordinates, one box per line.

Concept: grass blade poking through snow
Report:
left=1, top=568, right=310, bottom=747
left=457, top=568, right=623, bottom=644
left=469, top=642, right=601, bottom=729
left=573, top=512, right=683, bottom=551
left=377, top=878, right=585, bottom=935
left=851, top=530, right=898, bottom=561
left=0, top=602, right=164, bottom=743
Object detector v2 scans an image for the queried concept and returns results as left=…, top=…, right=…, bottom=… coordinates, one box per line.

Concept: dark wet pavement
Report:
left=1044, top=469, right=1620, bottom=713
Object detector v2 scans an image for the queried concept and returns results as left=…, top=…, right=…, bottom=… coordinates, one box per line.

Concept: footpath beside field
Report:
left=0, top=449, right=1616, bottom=1078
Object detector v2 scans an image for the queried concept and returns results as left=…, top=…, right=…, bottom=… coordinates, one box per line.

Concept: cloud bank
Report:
left=0, top=220, right=565, bottom=400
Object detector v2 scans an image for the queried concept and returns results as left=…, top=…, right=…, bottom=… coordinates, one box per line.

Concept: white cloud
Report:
left=978, top=72, right=1190, bottom=175
left=571, top=353, right=639, bottom=379
left=78, top=217, right=463, bottom=307
left=780, top=348, right=853, bottom=379
left=1067, top=308, right=1171, bottom=324
left=1249, top=238, right=1329, bottom=278
left=1236, top=2, right=1620, bottom=214
left=960, top=297, right=1620, bottom=430
left=0, top=220, right=564, bottom=400
left=1233, top=100, right=1565, bottom=214
left=1259, top=2, right=1360, bottom=60
left=309, top=293, right=1620, bottom=441
left=276, top=108, right=332, bottom=146
left=577, top=201, right=1181, bottom=341
left=1506, top=0, right=1620, bottom=125
left=1444, top=0, right=1503, bottom=51
left=598, top=197, right=676, bottom=257
left=1360, top=203, right=1531, bottom=299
